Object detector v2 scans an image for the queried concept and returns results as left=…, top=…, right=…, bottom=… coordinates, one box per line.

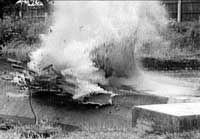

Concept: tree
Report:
left=0, top=0, right=53, bottom=18
left=0, top=0, right=18, bottom=18
left=39, top=0, right=50, bottom=13
left=38, top=0, right=54, bottom=14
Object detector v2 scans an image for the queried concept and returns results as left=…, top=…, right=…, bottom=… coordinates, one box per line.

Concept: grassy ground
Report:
left=0, top=63, right=200, bottom=139
left=0, top=58, right=200, bottom=139
left=1, top=123, right=200, bottom=139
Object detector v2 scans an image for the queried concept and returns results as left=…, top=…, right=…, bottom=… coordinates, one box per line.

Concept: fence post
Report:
left=19, top=10, right=22, bottom=18
left=44, top=12, right=48, bottom=23
left=199, top=16, right=200, bottom=23
left=177, top=0, right=182, bottom=22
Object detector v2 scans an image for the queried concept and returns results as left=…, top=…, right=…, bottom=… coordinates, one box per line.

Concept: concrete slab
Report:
left=0, top=91, right=133, bottom=129
left=1, top=87, right=200, bottom=130
left=0, top=89, right=169, bottom=129
left=132, top=103, right=200, bottom=132
left=112, top=93, right=168, bottom=107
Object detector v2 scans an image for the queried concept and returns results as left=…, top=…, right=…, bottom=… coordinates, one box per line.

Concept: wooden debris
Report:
left=0, top=122, right=14, bottom=131
left=82, top=93, right=112, bottom=105
left=5, top=60, right=113, bottom=105
left=11, top=64, right=25, bottom=70
left=0, top=75, right=13, bottom=81
left=7, top=58, right=22, bottom=65
left=42, top=64, right=53, bottom=71
left=27, top=70, right=112, bottom=105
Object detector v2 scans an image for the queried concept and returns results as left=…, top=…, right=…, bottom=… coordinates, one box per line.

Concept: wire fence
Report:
left=16, top=5, right=47, bottom=23
left=18, top=1, right=200, bottom=23
left=163, top=0, right=200, bottom=21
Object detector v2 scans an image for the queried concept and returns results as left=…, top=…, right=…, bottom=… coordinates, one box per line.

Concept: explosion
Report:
left=28, top=1, right=168, bottom=99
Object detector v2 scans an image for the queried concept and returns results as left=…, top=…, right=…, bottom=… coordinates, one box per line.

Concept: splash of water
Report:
left=28, top=1, right=168, bottom=98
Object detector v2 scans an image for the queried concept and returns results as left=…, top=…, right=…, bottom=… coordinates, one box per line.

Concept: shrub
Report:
left=167, top=21, right=200, bottom=51
left=92, top=36, right=138, bottom=77
left=0, top=16, right=48, bottom=46
left=138, top=21, right=200, bottom=59
left=0, top=16, right=49, bottom=61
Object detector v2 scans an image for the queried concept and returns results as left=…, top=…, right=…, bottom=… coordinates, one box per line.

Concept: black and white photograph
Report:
left=0, top=0, right=200, bottom=138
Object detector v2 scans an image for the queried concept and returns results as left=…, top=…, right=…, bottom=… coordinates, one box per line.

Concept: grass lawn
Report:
left=0, top=124, right=200, bottom=139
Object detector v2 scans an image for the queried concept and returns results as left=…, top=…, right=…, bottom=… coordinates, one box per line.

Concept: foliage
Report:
left=167, top=21, right=200, bottom=51
left=1, top=42, right=40, bottom=62
left=0, top=0, right=53, bottom=18
left=137, top=21, right=200, bottom=59
left=92, top=36, right=137, bottom=77
left=0, top=0, right=18, bottom=18
left=0, top=16, right=49, bottom=62
left=1, top=124, right=200, bottom=139
left=0, top=16, right=47, bottom=45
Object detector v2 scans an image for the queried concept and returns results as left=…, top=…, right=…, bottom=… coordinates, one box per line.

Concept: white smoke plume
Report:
left=28, top=1, right=168, bottom=98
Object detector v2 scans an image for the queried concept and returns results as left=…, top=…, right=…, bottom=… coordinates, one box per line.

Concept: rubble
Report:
left=4, top=58, right=113, bottom=106
left=7, top=58, right=22, bottom=65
